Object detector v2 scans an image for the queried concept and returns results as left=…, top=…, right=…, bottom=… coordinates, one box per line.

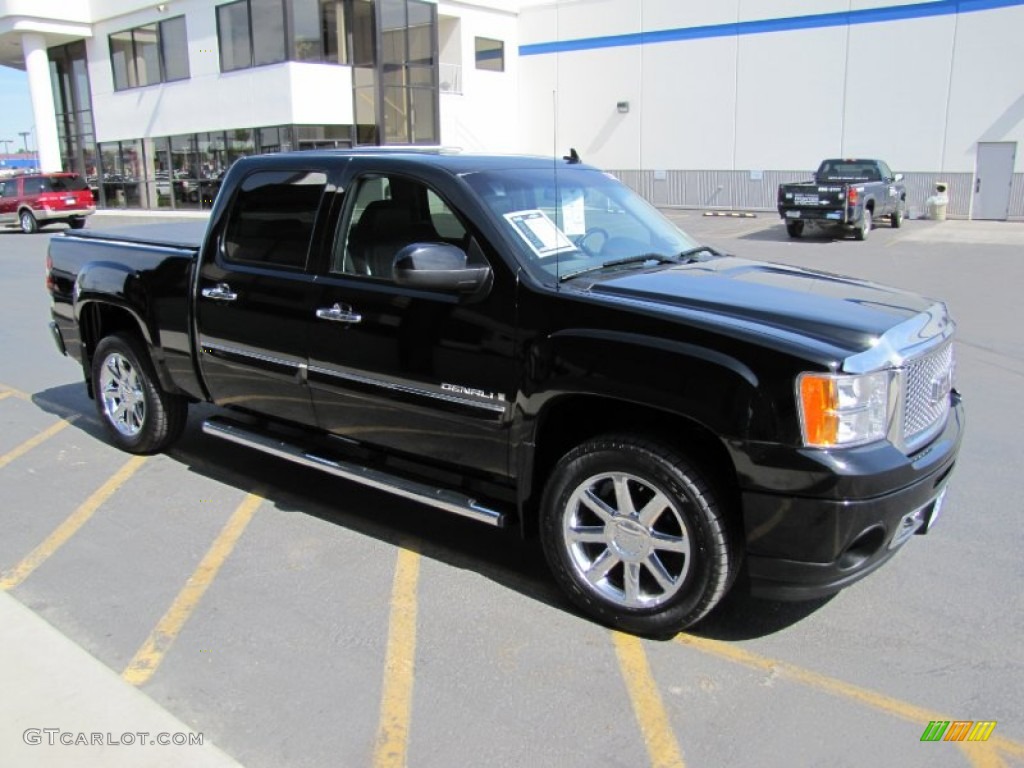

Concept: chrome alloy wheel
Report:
left=98, top=352, right=146, bottom=437
left=562, top=471, right=692, bottom=609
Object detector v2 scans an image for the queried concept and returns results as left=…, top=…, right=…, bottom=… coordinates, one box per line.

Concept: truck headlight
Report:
left=797, top=371, right=891, bottom=448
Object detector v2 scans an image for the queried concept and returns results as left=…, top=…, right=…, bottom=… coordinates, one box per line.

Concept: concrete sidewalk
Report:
left=0, top=592, right=242, bottom=768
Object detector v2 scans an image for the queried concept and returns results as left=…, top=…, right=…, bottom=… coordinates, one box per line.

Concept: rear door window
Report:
left=222, top=170, right=328, bottom=270
left=23, top=178, right=46, bottom=195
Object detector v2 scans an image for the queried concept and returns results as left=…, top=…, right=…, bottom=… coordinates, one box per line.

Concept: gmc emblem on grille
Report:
left=929, top=370, right=952, bottom=405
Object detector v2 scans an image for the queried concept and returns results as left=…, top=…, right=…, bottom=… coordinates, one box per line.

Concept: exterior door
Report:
left=308, top=171, right=515, bottom=478
left=0, top=179, right=19, bottom=225
left=195, top=168, right=329, bottom=427
left=973, top=142, right=1016, bottom=220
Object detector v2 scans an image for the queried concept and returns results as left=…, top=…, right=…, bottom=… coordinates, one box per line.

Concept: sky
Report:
left=0, top=65, right=36, bottom=154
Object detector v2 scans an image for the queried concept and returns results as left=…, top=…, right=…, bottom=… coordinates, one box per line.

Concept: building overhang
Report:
left=0, top=18, right=93, bottom=68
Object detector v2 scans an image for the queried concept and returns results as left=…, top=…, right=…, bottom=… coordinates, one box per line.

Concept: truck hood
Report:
left=581, top=257, right=935, bottom=359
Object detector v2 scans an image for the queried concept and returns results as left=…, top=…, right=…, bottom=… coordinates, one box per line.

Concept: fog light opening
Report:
left=838, top=526, right=886, bottom=570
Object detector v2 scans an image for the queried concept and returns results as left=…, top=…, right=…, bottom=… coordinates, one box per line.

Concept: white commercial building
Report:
left=1, top=0, right=1021, bottom=217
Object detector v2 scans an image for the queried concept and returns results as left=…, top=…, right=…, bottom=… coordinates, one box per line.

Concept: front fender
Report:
left=520, top=328, right=773, bottom=441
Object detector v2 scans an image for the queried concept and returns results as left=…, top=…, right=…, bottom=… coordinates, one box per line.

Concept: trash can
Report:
left=926, top=182, right=949, bottom=221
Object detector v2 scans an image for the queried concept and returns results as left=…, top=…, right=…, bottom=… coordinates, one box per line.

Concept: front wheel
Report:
left=540, top=435, right=737, bottom=636
left=91, top=333, right=188, bottom=454
left=890, top=203, right=904, bottom=228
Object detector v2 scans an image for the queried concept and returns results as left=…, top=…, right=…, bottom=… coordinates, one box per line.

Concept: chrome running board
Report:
left=202, top=417, right=506, bottom=527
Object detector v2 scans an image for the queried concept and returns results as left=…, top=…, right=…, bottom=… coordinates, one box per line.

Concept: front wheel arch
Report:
left=521, top=395, right=741, bottom=539
left=539, top=433, right=740, bottom=635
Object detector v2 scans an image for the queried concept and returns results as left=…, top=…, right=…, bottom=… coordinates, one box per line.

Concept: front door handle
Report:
left=316, top=303, right=362, bottom=324
left=201, top=282, right=238, bottom=301
left=975, top=178, right=981, bottom=193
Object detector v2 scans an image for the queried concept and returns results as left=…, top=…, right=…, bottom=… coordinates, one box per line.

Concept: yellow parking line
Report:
left=0, top=455, right=147, bottom=591
left=0, top=418, right=76, bottom=471
left=0, top=383, right=30, bottom=400
left=676, top=635, right=1022, bottom=764
left=613, top=632, right=686, bottom=768
left=373, top=547, right=421, bottom=768
left=122, top=491, right=263, bottom=686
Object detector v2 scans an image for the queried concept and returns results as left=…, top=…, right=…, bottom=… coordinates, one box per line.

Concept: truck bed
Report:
left=67, top=220, right=208, bottom=250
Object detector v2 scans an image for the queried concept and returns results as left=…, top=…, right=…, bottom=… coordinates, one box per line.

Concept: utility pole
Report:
left=0, top=139, right=12, bottom=156
left=18, top=132, right=31, bottom=153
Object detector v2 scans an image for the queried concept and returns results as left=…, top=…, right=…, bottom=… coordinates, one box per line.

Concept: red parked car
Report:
left=0, top=172, right=95, bottom=234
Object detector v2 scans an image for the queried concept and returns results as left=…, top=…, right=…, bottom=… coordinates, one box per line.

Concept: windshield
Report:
left=462, top=167, right=699, bottom=282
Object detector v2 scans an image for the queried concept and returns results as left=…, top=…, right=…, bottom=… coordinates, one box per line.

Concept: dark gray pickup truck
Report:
left=778, top=159, right=907, bottom=240
left=47, top=149, right=961, bottom=635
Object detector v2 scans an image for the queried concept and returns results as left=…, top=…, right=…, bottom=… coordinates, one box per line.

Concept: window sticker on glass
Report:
left=504, top=210, right=577, bottom=258
left=560, top=188, right=586, bottom=236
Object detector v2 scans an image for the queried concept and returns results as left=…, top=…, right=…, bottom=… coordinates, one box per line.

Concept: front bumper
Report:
left=741, top=394, right=963, bottom=601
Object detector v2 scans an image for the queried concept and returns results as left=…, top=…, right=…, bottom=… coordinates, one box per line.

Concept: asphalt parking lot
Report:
left=1, top=210, right=1022, bottom=768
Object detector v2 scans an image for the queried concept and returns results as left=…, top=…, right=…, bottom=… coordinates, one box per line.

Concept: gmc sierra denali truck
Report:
left=778, top=158, right=907, bottom=240
left=47, top=150, right=961, bottom=635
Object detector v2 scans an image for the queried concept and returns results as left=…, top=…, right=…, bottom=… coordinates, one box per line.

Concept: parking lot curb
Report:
left=0, top=592, right=242, bottom=767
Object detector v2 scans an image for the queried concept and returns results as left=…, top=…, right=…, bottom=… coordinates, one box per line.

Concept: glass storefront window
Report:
left=134, top=25, right=160, bottom=87
left=252, top=0, right=287, bottom=66
left=109, top=18, right=190, bottom=89
left=290, top=0, right=322, bottom=61
left=474, top=37, right=504, bottom=72
left=110, top=31, right=137, bottom=89
left=160, top=17, right=191, bottom=82
left=351, top=0, right=376, bottom=67
left=409, top=87, right=436, bottom=143
left=218, top=1, right=252, bottom=71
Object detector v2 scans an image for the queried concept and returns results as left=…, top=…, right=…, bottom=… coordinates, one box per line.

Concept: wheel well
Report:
left=523, top=396, right=740, bottom=536
left=80, top=303, right=148, bottom=395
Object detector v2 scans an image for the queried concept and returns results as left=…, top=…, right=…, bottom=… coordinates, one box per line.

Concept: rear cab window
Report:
left=222, top=170, right=328, bottom=270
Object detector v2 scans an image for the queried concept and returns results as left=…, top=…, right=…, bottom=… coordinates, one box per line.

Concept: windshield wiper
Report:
left=676, top=245, right=725, bottom=261
left=558, top=254, right=679, bottom=283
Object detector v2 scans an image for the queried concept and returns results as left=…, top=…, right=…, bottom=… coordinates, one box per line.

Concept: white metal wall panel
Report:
left=943, top=6, right=1024, bottom=173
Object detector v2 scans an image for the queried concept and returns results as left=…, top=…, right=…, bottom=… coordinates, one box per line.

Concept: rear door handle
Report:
left=975, top=178, right=981, bottom=193
left=316, top=303, right=362, bottom=324
left=201, top=282, right=237, bottom=301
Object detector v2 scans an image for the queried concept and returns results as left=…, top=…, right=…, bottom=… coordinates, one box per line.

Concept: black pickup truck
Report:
left=47, top=150, right=961, bottom=635
left=778, top=159, right=907, bottom=240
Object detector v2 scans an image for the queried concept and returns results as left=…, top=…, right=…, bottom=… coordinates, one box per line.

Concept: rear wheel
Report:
left=855, top=208, right=872, bottom=240
left=91, top=333, right=188, bottom=454
left=540, top=434, right=736, bottom=636
left=786, top=220, right=804, bottom=238
left=19, top=210, right=38, bottom=234
left=69, top=216, right=87, bottom=230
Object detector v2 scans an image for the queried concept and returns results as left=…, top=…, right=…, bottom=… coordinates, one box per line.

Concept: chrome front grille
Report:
left=902, top=342, right=954, bottom=447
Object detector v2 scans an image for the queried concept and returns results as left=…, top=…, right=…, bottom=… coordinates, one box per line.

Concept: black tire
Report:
left=19, top=210, right=38, bottom=234
left=91, top=333, right=188, bottom=454
left=855, top=208, right=872, bottom=241
left=785, top=220, right=804, bottom=238
left=539, top=434, right=737, bottom=636
left=890, top=203, right=903, bottom=228
left=69, top=216, right=87, bottom=230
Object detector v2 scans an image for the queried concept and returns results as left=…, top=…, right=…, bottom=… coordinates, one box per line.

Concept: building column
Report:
left=21, top=33, right=62, bottom=172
